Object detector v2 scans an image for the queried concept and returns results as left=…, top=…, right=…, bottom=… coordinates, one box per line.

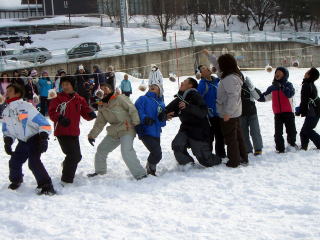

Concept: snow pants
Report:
left=274, top=112, right=297, bottom=152
left=300, top=115, right=320, bottom=149
left=240, top=114, right=263, bottom=153
left=9, top=134, right=52, bottom=187
left=172, top=130, right=221, bottom=167
left=140, top=135, right=162, bottom=169
left=209, top=117, right=226, bottom=158
left=57, top=136, right=82, bottom=183
left=94, top=135, right=147, bottom=179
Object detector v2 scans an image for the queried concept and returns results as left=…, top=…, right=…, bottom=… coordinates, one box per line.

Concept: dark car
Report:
left=67, top=42, right=101, bottom=59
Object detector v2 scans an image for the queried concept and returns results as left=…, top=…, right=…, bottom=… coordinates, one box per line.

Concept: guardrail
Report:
left=0, top=31, right=319, bottom=72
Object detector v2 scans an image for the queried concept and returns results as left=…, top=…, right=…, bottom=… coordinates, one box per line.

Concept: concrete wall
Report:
left=6, top=41, right=320, bottom=78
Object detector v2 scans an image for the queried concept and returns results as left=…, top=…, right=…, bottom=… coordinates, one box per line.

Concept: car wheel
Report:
left=37, top=56, right=47, bottom=63
left=10, top=58, right=18, bottom=61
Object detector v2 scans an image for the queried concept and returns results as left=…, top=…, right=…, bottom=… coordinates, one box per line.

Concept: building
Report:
left=43, top=0, right=98, bottom=15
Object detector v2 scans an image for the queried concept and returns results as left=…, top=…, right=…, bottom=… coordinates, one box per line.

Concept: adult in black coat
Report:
left=74, top=65, right=93, bottom=104
left=166, top=77, right=221, bottom=168
left=296, top=67, right=320, bottom=150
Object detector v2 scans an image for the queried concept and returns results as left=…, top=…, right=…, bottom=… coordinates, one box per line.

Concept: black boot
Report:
left=39, top=184, right=56, bottom=196
left=87, top=173, right=99, bottom=178
left=146, top=162, right=157, bottom=176
left=8, top=182, right=22, bottom=190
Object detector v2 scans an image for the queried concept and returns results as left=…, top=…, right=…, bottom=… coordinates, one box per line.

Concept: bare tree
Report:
left=198, top=0, right=216, bottom=31
left=153, top=0, right=181, bottom=41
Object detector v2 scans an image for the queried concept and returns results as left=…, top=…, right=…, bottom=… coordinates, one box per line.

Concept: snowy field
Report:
left=0, top=68, right=319, bottom=240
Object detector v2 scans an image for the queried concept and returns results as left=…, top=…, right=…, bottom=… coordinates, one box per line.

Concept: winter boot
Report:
left=87, top=173, right=99, bottom=178
left=8, top=182, right=22, bottom=190
left=146, top=162, right=157, bottom=176
left=254, top=150, right=262, bottom=156
left=38, top=184, right=56, bottom=196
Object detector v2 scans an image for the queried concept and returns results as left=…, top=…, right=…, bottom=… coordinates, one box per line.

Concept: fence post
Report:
left=265, top=32, right=267, bottom=41
left=121, top=43, right=124, bottom=55
left=169, top=36, right=173, bottom=49
left=280, top=31, right=283, bottom=40
left=146, top=39, right=150, bottom=52
left=211, top=32, right=214, bottom=44
left=230, top=31, right=233, bottom=43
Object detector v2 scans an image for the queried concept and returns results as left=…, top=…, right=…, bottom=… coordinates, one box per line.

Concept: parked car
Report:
left=67, top=42, right=101, bottom=59
left=288, top=36, right=314, bottom=44
left=0, top=47, right=52, bottom=63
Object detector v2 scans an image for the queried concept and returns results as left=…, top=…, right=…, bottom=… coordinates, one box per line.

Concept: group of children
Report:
left=1, top=51, right=319, bottom=196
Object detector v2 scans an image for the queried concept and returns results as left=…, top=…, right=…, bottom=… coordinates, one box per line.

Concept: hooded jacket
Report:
left=166, top=89, right=210, bottom=141
left=2, top=99, right=52, bottom=142
left=38, top=77, right=54, bottom=97
left=135, top=91, right=166, bottom=138
left=88, top=94, right=140, bottom=139
left=197, top=76, right=220, bottom=117
left=299, top=77, right=320, bottom=117
left=259, top=67, right=295, bottom=114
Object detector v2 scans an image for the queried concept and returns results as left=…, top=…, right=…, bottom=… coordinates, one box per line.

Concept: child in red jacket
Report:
left=258, top=67, right=297, bottom=153
left=49, top=76, right=96, bottom=185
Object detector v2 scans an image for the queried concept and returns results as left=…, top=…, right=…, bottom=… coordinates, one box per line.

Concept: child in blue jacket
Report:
left=120, top=74, right=132, bottom=97
left=38, top=71, right=54, bottom=116
left=135, top=83, right=166, bottom=176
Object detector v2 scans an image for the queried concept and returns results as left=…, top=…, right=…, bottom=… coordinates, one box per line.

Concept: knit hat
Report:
left=57, top=69, right=66, bottom=76
left=60, top=76, right=75, bottom=89
left=309, top=67, right=319, bottom=81
left=78, top=65, right=85, bottom=71
left=275, top=67, right=289, bottom=80
left=30, top=69, right=38, bottom=77
left=42, top=70, right=49, bottom=76
left=150, top=83, right=163, bottom=97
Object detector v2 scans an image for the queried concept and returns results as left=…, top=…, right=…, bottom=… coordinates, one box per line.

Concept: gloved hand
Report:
left=88, top=138, right=95, bottom=146
left=58, top=115, right=71, bottom=127
left=88, top=111, right=97, bottom=119
left=272, top=80, right=282, bottom=89
left=38, top=132, right=49, bottom=153
left=158, top=111, right=167, bottom=122
left=295, top=106, right=301, bottom=116
left=144, top=117, right=155, bottom=126
left=4, top=137, right=13, bottom=155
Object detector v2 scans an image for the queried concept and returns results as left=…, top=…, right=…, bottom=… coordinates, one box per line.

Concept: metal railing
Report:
left=0, top=31, right=319, bottom=72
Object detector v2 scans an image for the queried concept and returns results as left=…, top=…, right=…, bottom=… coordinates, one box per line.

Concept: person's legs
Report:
left=57, top=136, right=82, bottom=183
left=94, top=135, right=120, bottom=174
left=27, top=135, right=52, bottom=188
left=213, top=117, right=226, bottom=158
left=188, top=138, right=221, bottom=167
left=120, top=135, right=147, bottom=179
left=248, top=114, right=263, bottom=152
left=9, top=141, right=28, bottom=184
left=141, top=135, right=162, bottom=172
left=274, top=114, right=285, bottom=152
left=240, top=116, right=253, bottom=153
left=208, top=117, right=215, bottom=152
left=236, top=118, right=248, bottom=163
left=220, top=118, right=241, bottom=167
left=172, top=131, right=194, bottom=165
left=300, top=116, right=320, bottom=149
left=284, top=112, right=297, bottom=147
left=40, top=96, right=47, bottom=116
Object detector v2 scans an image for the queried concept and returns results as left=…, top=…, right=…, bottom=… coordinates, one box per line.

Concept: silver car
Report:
left=0, top=47, right=52, bottom=63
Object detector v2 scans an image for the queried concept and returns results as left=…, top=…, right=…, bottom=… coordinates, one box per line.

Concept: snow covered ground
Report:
left=0, top=68, right=319, bottom=240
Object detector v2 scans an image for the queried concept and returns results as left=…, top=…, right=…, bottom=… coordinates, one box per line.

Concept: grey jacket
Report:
left=208, top=54, right=243, bottom=118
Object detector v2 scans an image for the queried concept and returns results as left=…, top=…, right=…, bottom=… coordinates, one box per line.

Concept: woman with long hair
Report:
left=204, top=50, right=248, bottom=168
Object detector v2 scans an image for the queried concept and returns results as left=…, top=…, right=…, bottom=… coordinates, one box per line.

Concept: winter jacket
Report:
left=105, top=72, right=116, bottom=89
left=120, top=79, right=132, bottom=93
left=74, top=71, right=92, bottom=99
left=38, top=77, right=54, bottom=97
left=258, top=68, right=295, bottom=114
left=135, top=92, right=166, bottom=138
left=88, top=94, right=140, bottom=139
left=24, top=81, right=39, bottom=100
left=2, top=98, right=51, bottom=142
left=0, top=81, right=10, bottom=95
left=207, top=54, right=243, bottom=118
left=197, top=76, right=219, bottom=117
left=11, top=78, right=25, bottom=88
left=48, top=92, right=94, bottom=137
left=298, top=78, right=320, bottom=117
left=166, top=89, right=210, bottom=141
left=93, top=68, right=106, bottom=91
left=241, top=76, right=262, bottom=116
